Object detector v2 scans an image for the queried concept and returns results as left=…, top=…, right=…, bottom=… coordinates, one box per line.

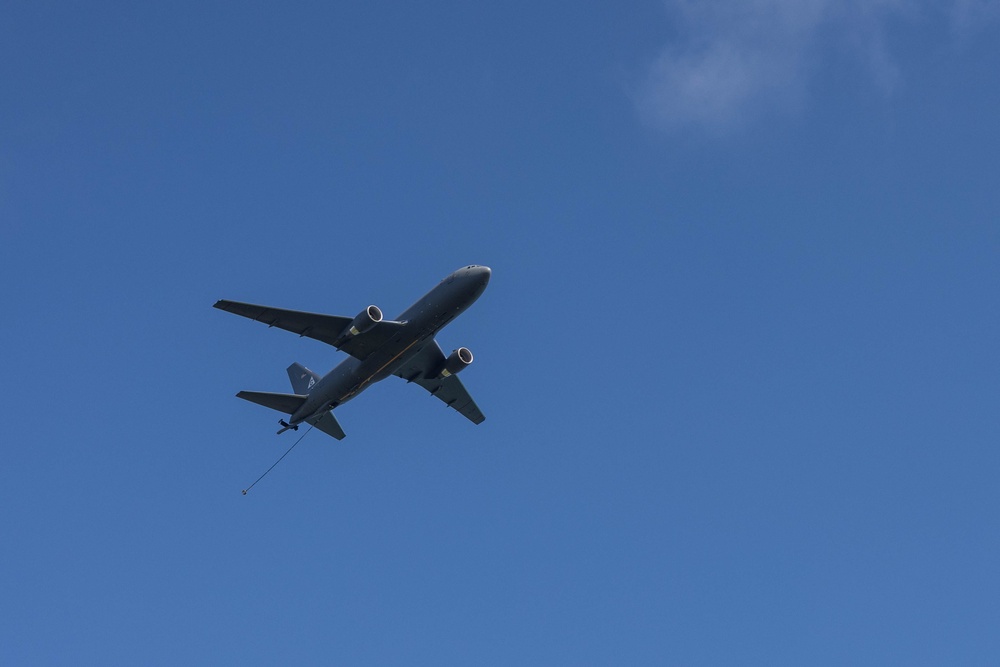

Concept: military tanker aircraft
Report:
left=214, top=265, right=490, bottom=440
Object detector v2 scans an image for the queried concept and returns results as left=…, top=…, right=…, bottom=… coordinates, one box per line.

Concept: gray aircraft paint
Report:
left=214, top=265, right=490, bottom=439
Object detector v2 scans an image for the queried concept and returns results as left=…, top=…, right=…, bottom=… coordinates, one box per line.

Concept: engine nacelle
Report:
left=439, top=347, right=473, bottom=378
left=342, top=305, right=383, bottom=337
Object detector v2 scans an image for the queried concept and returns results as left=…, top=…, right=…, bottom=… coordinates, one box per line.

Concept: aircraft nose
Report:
left=459, top=265, right=491, bottom=291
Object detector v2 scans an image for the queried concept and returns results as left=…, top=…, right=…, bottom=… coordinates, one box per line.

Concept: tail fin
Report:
left=236, top=391, right=307, bottom=415
left=287, top=363, right=320, bottom=394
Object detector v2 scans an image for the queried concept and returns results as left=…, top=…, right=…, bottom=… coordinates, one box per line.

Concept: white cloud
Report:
left=636, top=0, right=997, bottom=133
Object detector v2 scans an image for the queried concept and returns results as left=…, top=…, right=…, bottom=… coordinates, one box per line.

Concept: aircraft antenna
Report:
left=242, top=426, right=314, bottom=495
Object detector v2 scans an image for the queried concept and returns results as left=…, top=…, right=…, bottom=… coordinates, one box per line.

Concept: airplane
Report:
left=214, top=265, right=491, bottom=440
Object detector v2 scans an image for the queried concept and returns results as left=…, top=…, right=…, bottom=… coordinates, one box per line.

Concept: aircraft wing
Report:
left=213, top=300, right=404, bottom=361
left=394, top=340, right=485, bottom=425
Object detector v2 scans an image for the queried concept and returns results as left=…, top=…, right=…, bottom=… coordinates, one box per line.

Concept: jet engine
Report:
left=439, top=347, right=473, bottom=378
left=342, top=305, right=383, bottom=337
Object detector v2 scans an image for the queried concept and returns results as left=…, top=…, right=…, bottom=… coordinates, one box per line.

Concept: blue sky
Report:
left=2, top=1, right=999, bottom=664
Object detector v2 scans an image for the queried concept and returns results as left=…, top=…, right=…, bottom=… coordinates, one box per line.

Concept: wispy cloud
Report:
left=635, top=0, right=997, bottom=133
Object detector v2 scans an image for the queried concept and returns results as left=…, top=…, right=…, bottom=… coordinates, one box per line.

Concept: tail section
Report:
left=238, top=369, right=347, bottom=440
left=287, top=363, right=320, bottom=394
left=236, top=391, right=307, bottom=415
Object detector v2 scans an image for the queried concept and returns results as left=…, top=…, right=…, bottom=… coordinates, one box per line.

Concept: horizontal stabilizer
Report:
left=308, top=411, right=346, bottom=440
left=236, top=391, right=307, bottom=415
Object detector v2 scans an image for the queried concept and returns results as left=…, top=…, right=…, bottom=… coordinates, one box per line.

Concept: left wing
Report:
left=394, top=340, right=485, bottom=425
left=213, top=300, right=404, bottom=361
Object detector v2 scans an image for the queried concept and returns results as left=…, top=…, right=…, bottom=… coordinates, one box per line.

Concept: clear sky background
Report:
left=2, top=1, right=999, bottom=664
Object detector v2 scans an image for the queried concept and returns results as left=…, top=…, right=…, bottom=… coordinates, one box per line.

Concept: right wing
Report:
left=214, top=300, right=404, bottom=361
left=393, top=340, right=485, bottom=425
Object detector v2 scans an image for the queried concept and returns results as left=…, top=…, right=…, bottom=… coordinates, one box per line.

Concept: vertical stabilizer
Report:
left=287, top=363, right=320, bottom=395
